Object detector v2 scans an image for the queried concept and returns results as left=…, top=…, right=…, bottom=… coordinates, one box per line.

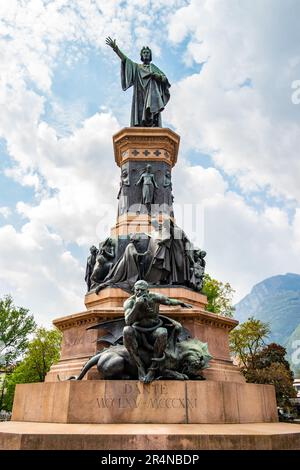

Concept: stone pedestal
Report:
left=12, top=380, right=278, bottom=425
left=46, top=287, right=244, bottom=383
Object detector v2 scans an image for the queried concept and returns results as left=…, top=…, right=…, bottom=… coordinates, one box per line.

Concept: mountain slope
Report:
left=285, top=323, right=300, bottom=377
left=235, top=273, right=300, bottom=347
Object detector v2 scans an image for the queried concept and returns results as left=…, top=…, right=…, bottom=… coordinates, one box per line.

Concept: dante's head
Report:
left=90, top=245, right=97, bottom=254
left=140, top=46, right=152, bottom=63
left=146, top=164, right=152, bottom=172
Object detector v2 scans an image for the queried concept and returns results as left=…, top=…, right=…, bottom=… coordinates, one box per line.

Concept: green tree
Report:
left=0, top=295, right=36, bottom=409
left=230, top=319, right=296, bottom=408
left=229, top=317, right=270, bottom=368
left=3, top=327, right=62, bottom=411
left=245, top=344, right=297, bottom=408
left=252, top=343, right=292, bottom=370
left=202, top=274, right=235, bottom=317
left=245, top=363, right=296, bottom=408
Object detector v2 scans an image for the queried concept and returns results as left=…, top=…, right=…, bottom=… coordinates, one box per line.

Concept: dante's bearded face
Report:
left=141, top=47, right=152, bottom=63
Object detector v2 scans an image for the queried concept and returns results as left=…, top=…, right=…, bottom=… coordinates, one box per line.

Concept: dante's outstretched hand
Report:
left=106, top=36, right=117, bottom=50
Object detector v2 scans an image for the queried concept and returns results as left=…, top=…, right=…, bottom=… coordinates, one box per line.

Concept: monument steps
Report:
left=1, top=422, right=300, bottom=450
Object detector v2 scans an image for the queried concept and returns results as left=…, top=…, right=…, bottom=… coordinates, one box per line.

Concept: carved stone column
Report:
left=111, top=127, right=180, bottom=238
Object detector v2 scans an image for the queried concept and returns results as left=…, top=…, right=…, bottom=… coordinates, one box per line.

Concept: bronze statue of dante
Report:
left=106, top=37, right=171, bottom=127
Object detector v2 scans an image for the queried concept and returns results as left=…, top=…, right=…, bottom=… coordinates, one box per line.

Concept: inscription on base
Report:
left=96, top=382, right=196, bottom=410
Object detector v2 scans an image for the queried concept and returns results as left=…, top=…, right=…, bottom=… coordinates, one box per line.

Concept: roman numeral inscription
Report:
left=96, top=383, right=197, bottom=409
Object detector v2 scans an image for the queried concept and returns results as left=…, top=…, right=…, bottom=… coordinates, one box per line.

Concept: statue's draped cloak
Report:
left=121, top=58, right=171, bottom=126
left=145, top=232, right=171, bottom=284
left=97, top=242, right=141, bottom=292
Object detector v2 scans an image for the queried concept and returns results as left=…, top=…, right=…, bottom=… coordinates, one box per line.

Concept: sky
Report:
left=0, top=0, right=300, bottom=326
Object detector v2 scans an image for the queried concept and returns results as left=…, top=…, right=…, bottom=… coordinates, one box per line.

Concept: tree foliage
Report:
left=230, top=317, right=271, bottom=368
left=3, top=327, right=62, bottom=411
left=0, top=295, right=36, bottom=410
left=252, top=343, right=292, bottom=370
left=230, top=319, right=296, bottom=407
left=0, top=295, right=36, bottom=368
left=202, top=274, right=235, bottom=317
left=245, top=355, right=296, bottom=408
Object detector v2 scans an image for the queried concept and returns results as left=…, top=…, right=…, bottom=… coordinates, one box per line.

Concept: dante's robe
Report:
left=121, top=58, right=171, bottom=127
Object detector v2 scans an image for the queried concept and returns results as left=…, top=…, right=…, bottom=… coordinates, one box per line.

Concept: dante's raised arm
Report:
left=105, top=36, right=127, bottom=62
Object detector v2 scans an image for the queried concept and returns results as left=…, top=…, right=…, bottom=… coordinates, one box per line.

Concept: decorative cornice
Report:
left=113, top=127, right=180, bottom=168
left=53, top=306, right=238, bottom=332
left=194, top=317, right=237, bottom=331
left=53, top=308, right=123, bottom=331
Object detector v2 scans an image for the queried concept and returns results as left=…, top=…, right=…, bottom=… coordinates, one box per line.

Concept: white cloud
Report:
left=174, top=161, right=227, bottom=203
left=166, top=0, right=300, bottom=202
left=0, top=0, right=300, bottom=324
left=172, top=165, right=300, bottom=301
left=0, top=207, right=12, bottom=218
left=13, top=111, right=120, bottom=246
left=0, top=0, right=190, bottom=325
left=0, top=221, right=84, bottom=325
left=202, top=193, right=300, bottom=301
